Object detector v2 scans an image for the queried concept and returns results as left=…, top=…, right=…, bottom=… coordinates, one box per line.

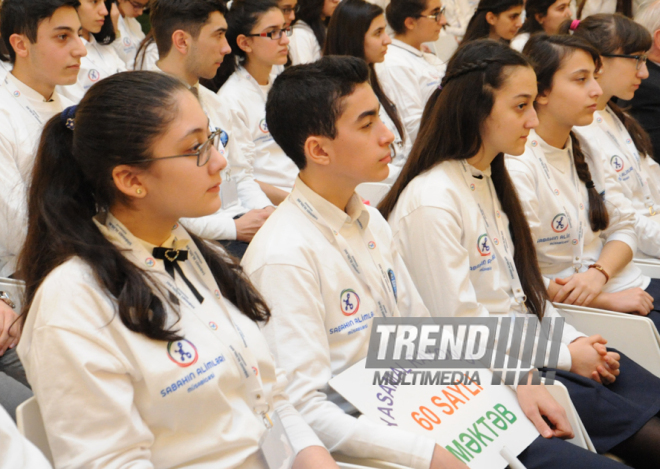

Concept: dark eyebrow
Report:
left=53, top=26, right=77, bottom=33
left=214, top=27, right=228, bottom=34
left=571, top=69, right=591, bottom=75
left=513, top=93, right=533, bottom=99
left=179, top=119, right=211, bottom=142
left=356, top=105, right=380, bottom=123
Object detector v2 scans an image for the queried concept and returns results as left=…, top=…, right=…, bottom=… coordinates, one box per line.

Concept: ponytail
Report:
left=570, top=131, right=609, bottom=232
left=134, top=32, right=155, bottom=71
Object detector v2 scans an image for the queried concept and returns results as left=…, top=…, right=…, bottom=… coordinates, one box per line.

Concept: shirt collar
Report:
left=530, top=129, right=572, bottom=172
left=390, top=39, right=424, bottom=58
left=293, top=176, right=371, bottom=234
left=6, top=72, right=56, bottom=103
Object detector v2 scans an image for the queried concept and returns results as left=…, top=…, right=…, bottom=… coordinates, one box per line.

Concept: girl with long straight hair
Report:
left=460, top=0, right=524, bottom=44
left=324, top=0, right=411, bottom=186
left=506, top=34, right=660, bottom=331
left=381, top=39, right=660, bottom=468
left=510, top=0, right=572, bottom=51
left=288, top=0, right=339, bottom=64
left=16, top=71, right=337, bottom=469
left=209, top=0, right=298, bottom=206
left=378, top=0, right=447, bottom=143
left=568, top=15, right=660, bottom=260
left=58, top=0, right=127, bottom=102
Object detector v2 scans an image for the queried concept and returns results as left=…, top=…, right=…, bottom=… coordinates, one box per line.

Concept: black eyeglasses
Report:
left=279, top=4, right=300, bottom=15
left=601, top=53, right=648, bottom=70
left=246, top=27, right=293, bottom=40
left=417, top=6, right=446, bottom=22
left=132, top=129, right=226, bottom=167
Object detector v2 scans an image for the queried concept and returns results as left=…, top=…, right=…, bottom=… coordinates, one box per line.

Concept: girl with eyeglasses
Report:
left=377, top=0, right=447, bottom=144
left=510, top=0, right=573, bottom=52
left=288, top=0, right=339, bottom=64
left=461, top=0, right=524, bottom=44
left=58, top=0, right=127, bottom=103
left=112, top=0, right=148, bottom=69
left=17, top=71, right=338, bottom=468
left=568, top=15, right=660, bottom=263
left=323, top=0, right=411, bottom=189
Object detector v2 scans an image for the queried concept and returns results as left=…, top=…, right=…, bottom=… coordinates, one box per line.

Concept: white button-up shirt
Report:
left=288, top=21, right=321, bottom=65
left=112, top=15, right=146, bottom=70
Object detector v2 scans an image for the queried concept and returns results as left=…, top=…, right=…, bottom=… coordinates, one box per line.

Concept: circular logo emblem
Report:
left=531, top=140, right=538, bottom=147
left=123, top=37, right=132, bottom=47
left=610, top=155, right=624, bottom=173
left=167, top=339, right=199, bottom=367
left=553, top=189, right=560, bottom=196
left=579, top=203, right=584, bottom=210
left=596, top=117, right=603, bottom=123
left=172, top=222, right=179, bottom=230
left=258, top=118, right=269, bottom=133
left=572, top=239, right=578, bottom=245
left=252, top=366, right=259, bottom=376
left=340, top=289, right=360, bottom=316
left=470, top=183, right=476, bottom=191
left=368, top=241, right=376, bottom=249
left=88, top=69, right=100, bottom=82
left=493, top=237, right=499, bottom=245
left=209, top=321, right=218, bottom=330
left=145, top=257, right=155, bottom=267
left=496, top=210, right=501, bottom=218
left=477, top=234, right=492, bottom=257
left=214, top=289, right=220, bottom=299
left=626, top=138, right=632, bottom=145
left=551, top=213, right=568, bottom=233
left=12, top=90, right=20, bottom=97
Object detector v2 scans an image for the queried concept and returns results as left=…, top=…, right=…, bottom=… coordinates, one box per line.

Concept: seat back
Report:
left=16, top=397, right=54, bottom=465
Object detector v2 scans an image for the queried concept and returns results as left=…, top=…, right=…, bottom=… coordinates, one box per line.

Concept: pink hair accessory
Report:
left=570, top=19, right=580, bottom=31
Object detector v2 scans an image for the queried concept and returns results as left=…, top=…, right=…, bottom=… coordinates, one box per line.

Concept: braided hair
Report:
left=380, top=40, right=550, bottom=320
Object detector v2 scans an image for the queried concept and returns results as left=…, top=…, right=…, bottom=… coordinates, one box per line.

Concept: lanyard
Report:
left=596, top=108, right=656, bottom=215
left=4, top=76, right=43, bottom=125
left=291, top=187, right=399, bottom=317
left=458, top=161, right=527, bottom=311
left=528, top=137, right=585, bottom=272
left=94, top=212, right=271, bottom=422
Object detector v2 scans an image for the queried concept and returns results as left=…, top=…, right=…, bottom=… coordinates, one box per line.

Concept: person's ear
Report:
left=654, top=28, right=660, bottom=51
left=403, top=16, right=417, bottom=31
left=485, top=11, right=498, bottom=26
left=236, top=34, right=252, bottom=54
left=303, top=136, right=331, bottom=167
left=171, top=29, right=191, bottom=55
left=535, top=89, right=550, bottom=106
left=9, top=34, right=29, bottom=60
left=535, top=12, right=546, bottom=26
left=112, top=165, right=148, bottom=199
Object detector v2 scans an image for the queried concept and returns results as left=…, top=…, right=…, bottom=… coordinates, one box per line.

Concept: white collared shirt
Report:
left=376, top=39, right=446, bottom=143
left=18, top=214, right=323, bottom=469
left=112, top=15, right=146, bottom=70
left=288, top=21, right=321, bottom=65
left=388, top=159, right=585, bottom=372
left=217, top=66, right=299, bottom=191
left=0, top=73, right=73, bottom=276
left=505, top=129, right=647, bottom=293
left=241, top=177, right=436, bottom=469
left=57, top=35, right=127, bottom=103
left=575, top=107, right=660, bottom=259
left=510, top=32, right=530, bottom=52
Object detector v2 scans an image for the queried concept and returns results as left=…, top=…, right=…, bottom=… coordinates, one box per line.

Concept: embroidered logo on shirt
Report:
left=340, top=289, right=360, bottom=316
left=145, top=257, right=155, bottom=267
left=258, top=118, right=269, bottom=133
left=551, top=214, right=568, bottom=233
left=209, top=322, right=218, bottom=330
left=88, top=69, right=101, bottom=82
left=167, top=339, right=199, bottom=367
left=123, top=37, right=132, bottom=47
left=610, top=155, right=624, bottom=173
left=368, top=241, right=376, bottom=249
left=477, top=234, right=491, bottom=256
left=12, top=90, right=19, bottom=97
left=388, top=269, right=398, bottom=302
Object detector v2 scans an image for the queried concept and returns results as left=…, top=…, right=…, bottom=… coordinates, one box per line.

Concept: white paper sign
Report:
left=329, top=359, right=538, bottom=469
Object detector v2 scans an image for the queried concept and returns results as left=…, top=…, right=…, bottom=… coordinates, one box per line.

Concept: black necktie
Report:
left=152, top=247, right=205, bottom=304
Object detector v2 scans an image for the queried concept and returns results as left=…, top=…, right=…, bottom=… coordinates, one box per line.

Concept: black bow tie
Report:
left=152, top=247, right=204, bottom=304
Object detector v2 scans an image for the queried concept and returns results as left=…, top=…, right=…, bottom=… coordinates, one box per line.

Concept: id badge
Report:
left=220, top=178, right=239, bottom=209
left=259, top=411, right=295, bottom=469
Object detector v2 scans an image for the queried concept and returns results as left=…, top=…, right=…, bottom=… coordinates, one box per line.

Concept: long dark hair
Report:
left=462, top=0, right=523, bottom=44
left=296, top=0, right=329, bottom=50
left=205, top=0, right=280, bottom=92
left=577, top=0, right=632, bottom=19
left=91, top=0, right=118, bottom=45
left=323, top=0, right=405, bottom=142
left=19, top=71, right=270, bottom=341
left=523, top=33, right=609, bottom=232
left=379, top=40, right=548, bottom=319
left=520, top=0, right=556, bottom=34
left=562, top=14, right=653, bottom=158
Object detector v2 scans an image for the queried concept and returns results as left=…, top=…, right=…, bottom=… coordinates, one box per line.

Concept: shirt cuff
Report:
left=276, top=404, right=326, bottom=457
left=605, top=231, right=637, bottom=256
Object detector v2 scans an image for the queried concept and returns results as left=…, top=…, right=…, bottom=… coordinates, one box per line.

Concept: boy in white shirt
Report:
left=0, top=0, right=86, bottom=418
left=242, top=56, right=465, bottom=469
left=148, top=0, right=275, bottom=258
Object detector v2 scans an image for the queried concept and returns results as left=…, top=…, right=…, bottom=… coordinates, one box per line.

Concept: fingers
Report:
left=585, top=334, right=606, bottom=345
left=543, top=406, right=574, bottom=440
left=527, top=407, right=555, bottom=439
left=591, top=370, right=603, bottom=384
left=553, top=284, right=574, bottom=304
left=554, top=277, right=570, bottom=285
left=593, top=343, right=608, bottom=356
left=597, top=365, right=617, bottom=384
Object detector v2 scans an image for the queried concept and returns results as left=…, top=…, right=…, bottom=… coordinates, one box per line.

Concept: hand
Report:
left=0, top=300, right=20, bottom=356
left=516, top=373, right=574, bottom=439
left=110, top=2, right=120, bottom=33
left=234, top=208, right=272, bottom=242
left=552, top=269, right=607, bottom=305
left=291, top=446, right=339, bottom=469
left=595, top=289, right=654, bottom=315
left=568, top=335, right=619, bottom=384
left=430, top=445, right=469, bottom=469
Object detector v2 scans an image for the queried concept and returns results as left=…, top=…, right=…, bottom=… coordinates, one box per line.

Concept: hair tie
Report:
left=586, top=180, right=595, bottom=189
left=570, top=19, right=580, bottom=31
left=61, top=105, right=77, bottom=131
left=437, top=83, right=443, bottom=90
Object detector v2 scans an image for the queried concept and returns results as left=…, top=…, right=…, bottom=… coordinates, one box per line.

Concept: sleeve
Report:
left=250, top=263, right=435, bottom=469
left=377, top=65, right=425, bottom=144
left=21, top=277, right=155, bottom=469
left=0, top=405, right=52, bottom=469
left=597, top=160, right=639, bottom=254
left=180, top=209, right=237, bottom=240
left=288, top=28, right=320, bottom=66
left=0, top=130, right=27, bottom=277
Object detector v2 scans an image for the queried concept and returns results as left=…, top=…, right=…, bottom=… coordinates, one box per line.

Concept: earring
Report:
left=136, top=188, right=143, bottom=195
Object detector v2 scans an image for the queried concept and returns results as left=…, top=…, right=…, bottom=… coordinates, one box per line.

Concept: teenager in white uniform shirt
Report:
left=324, top=0, right=412, bottom=187
left=377, top=0, right=446, bottom=143
left=17, top=71, right=338, bottom=469
left=57, top=0, right=127, bottom=103
left=510, top=0, right=572, bottom=52
left=460, top=0, right=523, bottom=44
left=382, top=39, right=660, bottom=467
left=570, top=15, right=660, bottom=259
left=288, top=0, right=338, bottom=64
left=505, top=34, right=660, bottom=328
left=112, top=0, right=148, bottom=69
left=149, top=0, right=275, bottom=258
left=214, top=0, right=298, bottom=206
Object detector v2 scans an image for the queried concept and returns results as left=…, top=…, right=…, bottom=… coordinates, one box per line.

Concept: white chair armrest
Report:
left=16, top=397, right=53, bottom=465
left=634, top=258, right=660, bottom=279
left=543, top=381, right=595, bottom=452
